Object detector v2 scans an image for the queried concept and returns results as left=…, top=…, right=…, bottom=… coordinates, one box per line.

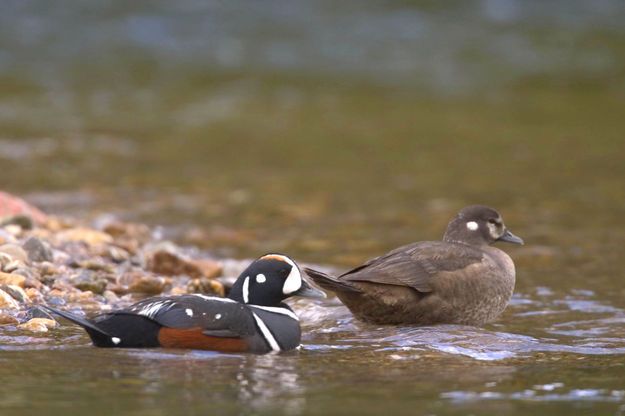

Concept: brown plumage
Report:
left=305, top=205, right=523, bottom=325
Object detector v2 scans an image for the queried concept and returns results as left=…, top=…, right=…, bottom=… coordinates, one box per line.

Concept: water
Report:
left=1, top=1, right=625, bottom=415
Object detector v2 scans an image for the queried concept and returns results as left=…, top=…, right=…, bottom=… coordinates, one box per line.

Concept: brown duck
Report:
left=305, top=205, right=523, bottom=325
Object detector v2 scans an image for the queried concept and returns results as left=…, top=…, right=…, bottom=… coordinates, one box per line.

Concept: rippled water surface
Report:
left=1, top=1, right=625, bottom=415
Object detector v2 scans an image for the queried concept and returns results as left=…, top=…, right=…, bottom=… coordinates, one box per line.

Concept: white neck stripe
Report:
left=250, top=305, right=299, bottom=321
left=242, top=276, right=250, bottom=303
left=251, top=312, right=281, bottom=351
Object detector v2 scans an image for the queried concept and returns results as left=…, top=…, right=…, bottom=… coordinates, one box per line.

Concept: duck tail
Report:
left=43, top=305, right=112, bottom=337
left=303, top=268, right=361, bottom=293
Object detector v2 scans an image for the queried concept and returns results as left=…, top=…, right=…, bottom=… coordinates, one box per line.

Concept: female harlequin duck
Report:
left=45, top=254, right=324, bottom=353
left=305, top=205, right=523, bottom=326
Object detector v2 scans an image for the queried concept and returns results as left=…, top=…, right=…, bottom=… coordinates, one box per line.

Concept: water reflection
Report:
left=236, top=355, right=305, bottom=415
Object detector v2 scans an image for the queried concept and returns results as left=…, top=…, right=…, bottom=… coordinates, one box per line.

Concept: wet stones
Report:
left=0, top=191, right=235, bottom=325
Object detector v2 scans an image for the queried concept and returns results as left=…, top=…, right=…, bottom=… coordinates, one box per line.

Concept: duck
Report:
left=305, top=205, right=523, bottom=325
left=45, top=253, right=325, bottom=353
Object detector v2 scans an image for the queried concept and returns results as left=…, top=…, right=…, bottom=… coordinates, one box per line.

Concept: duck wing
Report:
left=114, top=294, right=256, bottom=338
left=340, top=241, right=484, bottom=293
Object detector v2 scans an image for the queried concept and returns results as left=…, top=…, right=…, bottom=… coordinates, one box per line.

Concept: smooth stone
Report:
left=0, top=272, right=25, bottom=287
left=0, top=289, right=19, bottom=309
left=26, top=306, right=55, bottom=320
left=69, top=271, right=108, bottom=295
left=0, top=312, right=19, bottom=325
left=190, top=259, right=223, bottom=279
left=17, top=318, right=57, bottom=332
left=0, top=215, right=34, bottom=230
left=0, top=284, right=29, bottom=303
left=59, top=228, right=113, bottom=246
left=23, top=237, right=54, bottom=262
left=0, top=243, right=28, bottom=264
left=113, top=272, right=169, bottom=295
left=147, top=250, right=207, bottom=278
left=186, top=277, right=225, bottom=297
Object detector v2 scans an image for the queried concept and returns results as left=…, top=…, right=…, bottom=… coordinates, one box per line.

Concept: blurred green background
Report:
left=0, top=0, right=624, bottom=268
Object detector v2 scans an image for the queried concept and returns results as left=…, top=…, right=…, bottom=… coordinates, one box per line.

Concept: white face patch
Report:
left=487, top=222, right=501, bottom=239
left=185, top=308, right=193, bottom=317
left=215, top=313, right=222, bottom=320
left=242, top=276, right=250, bottom=303
left=256, top=273, right=266, bottom=283
left=260, top=253, right=302, bottom=295
left=466, top=221, right=479, bottom=231
left=111, top=337, right=121, bottom=345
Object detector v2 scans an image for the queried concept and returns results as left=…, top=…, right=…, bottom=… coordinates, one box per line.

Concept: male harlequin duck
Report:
left=305, top=205, right=523, bottom=326
left=45, top=254, right=325, bottom=354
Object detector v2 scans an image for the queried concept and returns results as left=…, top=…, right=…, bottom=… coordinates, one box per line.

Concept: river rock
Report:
left=0, top=312, right=18, bottom=325
left=190, top=259, right=223, bottom=279
left=23, top=237, right=54, bottom=262
left=17, top=318, right=57, bottom=332
left=59, top=228, right=113, bottom=247
left=0, top=243, right=28, bottom=263
left=26, top=306, right=55, bottom=320
left=112, top=272, right=169, bottom=295
left=186, top=277, right=225, bottom=296
left=0, top=284, right=29, bottom=304
left=0, top=288, right=19, bottom=309
left=0, top=272, right=25, bottom=287
left=0, top=191, right=47, bottom=224
left=147, top=250, right=221, bottom=279
left=70, top=271, right=108, bottom=295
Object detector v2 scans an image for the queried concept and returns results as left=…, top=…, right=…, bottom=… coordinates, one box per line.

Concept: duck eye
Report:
left=488, top=219, right=500, bottom=226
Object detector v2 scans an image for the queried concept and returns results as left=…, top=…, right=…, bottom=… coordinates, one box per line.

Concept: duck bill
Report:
left=498, top=229, right=524, bottom=245
left=293, top=279, right=326, bottom=298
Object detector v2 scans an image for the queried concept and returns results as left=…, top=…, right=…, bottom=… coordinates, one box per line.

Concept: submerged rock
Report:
left=17, top=317, right=57, bottom=332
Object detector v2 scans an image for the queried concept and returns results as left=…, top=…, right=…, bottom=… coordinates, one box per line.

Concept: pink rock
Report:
left=0, top=191, right=47, bottom=224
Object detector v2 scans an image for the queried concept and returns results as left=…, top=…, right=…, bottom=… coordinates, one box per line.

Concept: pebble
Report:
left=59, top=228, right=113, bottom=247
left=0, top=272, right=25, bottom=287
left=0, top=288, right=19, bottom=309
left=0, top=243, right=29, bottom=264
left=17, top=318, right=57, bottom=332
left=147, top=250, right=221, bottom=279
left=23, top=237, right=54, bottom=262
left=0, top=312, right=19, bottom=325
left=70, top=271, right=108, bottom=295
left=187, top=277, right=225, bottom=297
left=0, top=284, right=30, bottom=304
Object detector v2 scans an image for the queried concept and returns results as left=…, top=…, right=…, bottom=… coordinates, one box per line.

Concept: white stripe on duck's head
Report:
left=228, top=253, right=325, bottom=306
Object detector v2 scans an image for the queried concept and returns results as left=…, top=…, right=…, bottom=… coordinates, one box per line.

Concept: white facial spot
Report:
left=185, top=308, right=193, bottom=317
left=256, top=273, right=266, bottom=283
left=111, top=337, right=121, bottom=345
left=242, top=276, right=250, bottom=303
left=466, top=221, right=479, bottom=231
left=487, top=222, right=500, bottom=239
left=215, top=314, right=222, bottom=320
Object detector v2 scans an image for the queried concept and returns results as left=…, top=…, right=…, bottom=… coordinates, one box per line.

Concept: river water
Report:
left=1, top=1, right=625, bottom=415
